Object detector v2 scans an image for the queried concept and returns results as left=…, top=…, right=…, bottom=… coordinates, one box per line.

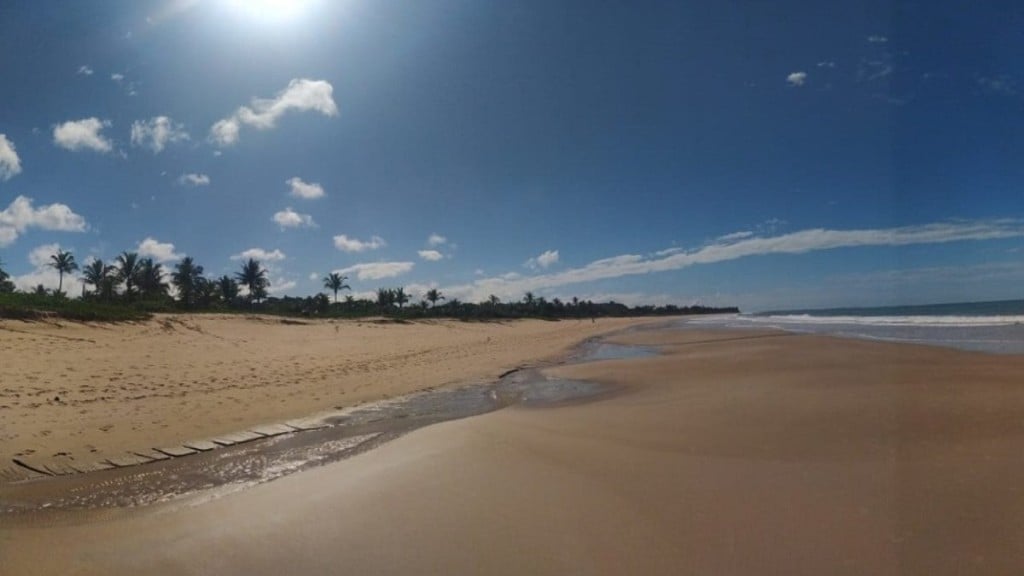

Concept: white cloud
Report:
left=15, top=268, right=69, bottom=293
left=347, top=290, right=380, bottom=302
left=210, top=119, right=240, bottom=147
left=816, top=61, right=836, bottom=68
left=0, top=227, right=16, bottom=246
left=111, top=73, right=125, bottom=82
left=0, top=134, right=22, bottom=180
left=209, top=78, right=338, bottom=146
left=77, top=65, right=93, bottom=76
left=335, top=261, right=414, bottom=281
left=53, top=118, right=113, bottom=153
left=404, top=281, right=438, bottom=295
left=309, top=272, right=319, bottom=281
left=786, top=72, right=807, bottom=87
left=286, top=177, right=325, bottom=199
left=427, top=233, right=447, bottom=246
left=179, top=173, right=210, bottom=186
left=136, top=237, right=183, bottom=263
left=28, top=243, right=62, bottom=267
left=273, top=207, right=316, bottom=229
left=438, top=220, right=1024, bottom=303
left=231, top=248, right=286, bottom=261
left=867, top=35, right=888, bottom=43
left=586, top=254, right=644, bottom=269
left=0, top=196, right=88, bottom=247
left=131, top=116, right=189, bottom=153
left=526, top=249, right=559, bottom=269
left=12, top=243, right=85, bottom=295
left=418, top=249, right=443, bottom=261
left=333, top=234, right=386, bottom=253
left=717, top=230, right=754, bottom=242
left=268, top=278, right=297, bottom=295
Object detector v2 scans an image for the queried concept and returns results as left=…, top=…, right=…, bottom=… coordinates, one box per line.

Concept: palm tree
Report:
left=135, top=258, right=168, bottom=299
left=322, top=273, right=350, bottom=303
left=376, top=287, right=394, bottom=312
left=447, top=298, right=462, bottom=313
left=196, top=277, right=218, bottom=307
left=235, top=258, right=269, bottom=305
left=312, top=293, right=330, bottom=314
left=81, top=258, right=113, bottom=296
left=49, top=249, right=78, bottom=295
left=115, top=252, right=140, bottom=299
left=425, top=288, right=444, bottom=307
left=217, top=275, right=240, bottom=304
left=523, top=291, right=536, bottom=307
left=171, top=256, right=204, bottom=308
left=394, top=287, right=409, bottom=309
left=0, top=258, right=14, bottom=294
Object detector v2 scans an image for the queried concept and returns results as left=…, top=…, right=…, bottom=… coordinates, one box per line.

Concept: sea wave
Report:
left=684, top=309, right=1024, bottom=353
left=747, top=314, right=1024, bottom=327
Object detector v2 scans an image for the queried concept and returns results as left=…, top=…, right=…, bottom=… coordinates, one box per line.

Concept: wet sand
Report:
left=0, top=314, right=650, bottom=479
left=5, top=327, right=1024, bottom=574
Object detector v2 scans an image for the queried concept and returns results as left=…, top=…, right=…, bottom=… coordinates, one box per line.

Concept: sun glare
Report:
left=224, top=0, right=312, bottom=23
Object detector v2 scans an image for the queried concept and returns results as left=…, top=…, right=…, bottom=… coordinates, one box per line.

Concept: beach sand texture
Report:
left=0, top=314, right=650, bottom=479
left=4, top=326, right=1024, bottom=574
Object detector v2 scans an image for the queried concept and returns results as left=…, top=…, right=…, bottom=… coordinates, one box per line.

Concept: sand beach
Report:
left=0, top=314, right=649, bottom=479
left=4, top=320, right=1024, bottom=574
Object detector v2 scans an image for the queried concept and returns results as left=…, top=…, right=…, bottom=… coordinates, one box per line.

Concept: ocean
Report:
left=687, top=299, right=1024, bottom=355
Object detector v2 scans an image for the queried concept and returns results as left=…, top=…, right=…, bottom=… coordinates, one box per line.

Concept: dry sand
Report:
left=5, top=326, right=1024, bottom=574
left=0, top=314, right=651, bottom=478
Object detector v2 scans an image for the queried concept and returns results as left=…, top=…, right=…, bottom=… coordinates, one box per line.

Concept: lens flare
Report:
left=225, top=0, right=311, bottom=23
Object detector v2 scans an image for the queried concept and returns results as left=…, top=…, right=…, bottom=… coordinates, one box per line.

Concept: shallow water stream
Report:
left=0, top=336, right=656, bottom=520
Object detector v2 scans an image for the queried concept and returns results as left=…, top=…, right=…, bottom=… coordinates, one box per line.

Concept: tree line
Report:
left=0, top=249, right=270, bottom=308
left=0, top=250, right=739, bottom=320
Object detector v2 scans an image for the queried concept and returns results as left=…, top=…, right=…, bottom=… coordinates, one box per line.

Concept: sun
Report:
left=224, top=0, right=313, bottom=23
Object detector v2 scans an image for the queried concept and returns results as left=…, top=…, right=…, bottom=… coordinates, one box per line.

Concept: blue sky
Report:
left=1, top=0, right=1023, bottom=311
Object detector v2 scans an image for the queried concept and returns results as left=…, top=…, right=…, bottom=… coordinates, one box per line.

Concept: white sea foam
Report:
left=749, top=314, right=1024, bottom=328
left=686, top=312, right=1024, bottom=354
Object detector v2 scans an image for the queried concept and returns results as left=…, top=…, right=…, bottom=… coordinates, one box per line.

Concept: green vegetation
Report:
left=0, top=258, right=15, bottom=294
left=0, top=292, right=149, bottom=322
left=171, top=256, right=203, bottom=309
left=235, top=258, right=269, bottom=305
left=322, top=272, right=350, bottom=303
left=48, top=249, right=78, bottom=295
left=0, top=248, right=739, bottom=322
